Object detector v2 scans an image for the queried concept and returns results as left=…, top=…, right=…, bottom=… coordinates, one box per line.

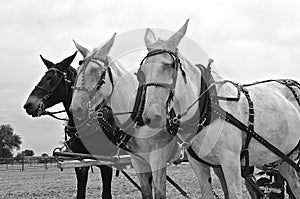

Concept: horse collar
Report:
left=167, top=60, right=218, bottom=136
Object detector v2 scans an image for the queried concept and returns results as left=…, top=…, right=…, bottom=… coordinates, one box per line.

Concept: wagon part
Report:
left=256, top=166, right=297, bottom=199
left=53, top=151, right=117, bottom=162
left=166, top=175, right=190, bottom=198
left=244, top=176, right=265, bottom=198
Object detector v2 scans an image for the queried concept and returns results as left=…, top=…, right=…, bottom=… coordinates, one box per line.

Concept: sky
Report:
left=1, top=0, right=300, bottom=155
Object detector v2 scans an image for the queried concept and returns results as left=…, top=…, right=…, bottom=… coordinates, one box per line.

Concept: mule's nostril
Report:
left=23, top=103, right=32, bottom=110
left=144, top=117, right=151, bottom=125
left=144, top=114, right=163, bottom=129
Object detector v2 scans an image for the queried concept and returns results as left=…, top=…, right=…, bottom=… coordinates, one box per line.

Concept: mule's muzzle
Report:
left=143, top=114, right=164, bottom=129
left=23, top=101, right=39, bottom=117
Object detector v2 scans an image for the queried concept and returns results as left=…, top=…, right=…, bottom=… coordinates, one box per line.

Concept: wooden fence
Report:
left=0, top=156, right=57, bottom=171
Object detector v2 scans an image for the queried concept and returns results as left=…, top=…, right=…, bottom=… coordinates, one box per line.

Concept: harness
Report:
left=34, top=67, right=73, bottom=119
left=72, top=55, right=114, bottom=117
left=86, top=49, right=300, bottom=174
left=134, top=49, right=187, bottom=129
left=184, top=68, right=300, bottom=172
left=184, top=68, right=255, bottom=173
left=92, top=49, right=185, bottom=151
left=135, top=49, right=300, bottom=177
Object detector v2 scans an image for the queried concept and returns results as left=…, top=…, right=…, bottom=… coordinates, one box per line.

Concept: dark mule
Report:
left=23, top=52, right=113, bottom=199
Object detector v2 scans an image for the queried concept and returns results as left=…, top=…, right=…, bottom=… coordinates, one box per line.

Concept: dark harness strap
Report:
left=185, top=63, right=300, bottom=174
left=186, top=62, right=255, bottom=169
left=96, top=105, right=133, bottom=153
left=211, top=102, right=300, bottom=171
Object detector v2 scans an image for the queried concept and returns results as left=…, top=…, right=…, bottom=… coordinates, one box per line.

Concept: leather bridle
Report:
left=72, top=55, right=114, bottom=118
left=135, top=49, right=186, bottom=132
left=34, top=67, right=72, bottom=116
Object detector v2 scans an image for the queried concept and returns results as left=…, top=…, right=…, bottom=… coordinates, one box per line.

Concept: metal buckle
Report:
left=75, top=132, right=80, bottom=138
left=37, top=102, right=45, bottom=116
left=198, top=117, right=207, bottom=128
left=117, top=140, right=125, bottom=148
left=172, top=116, right=179, bottom=124
left=97, top=112, right=103, bottom=119
left=177, top=142, right=190, bottom=159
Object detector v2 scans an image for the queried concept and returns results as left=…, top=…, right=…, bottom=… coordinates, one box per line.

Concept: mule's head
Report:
left=23, top=52, right=77, bottom=117
left=137, top=20, right=189, bottom=128
left=71, top=33, right=116, bottom=120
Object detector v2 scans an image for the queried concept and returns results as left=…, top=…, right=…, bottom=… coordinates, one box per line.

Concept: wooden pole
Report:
left=53, top=151, right=117, bottom=162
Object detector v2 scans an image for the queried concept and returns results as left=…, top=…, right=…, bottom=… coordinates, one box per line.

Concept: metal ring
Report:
left=172, top=117, right=179, bottom=124
left=97, top=112, right=103, bottom=118
left=75, top=132, right=80, bottom=138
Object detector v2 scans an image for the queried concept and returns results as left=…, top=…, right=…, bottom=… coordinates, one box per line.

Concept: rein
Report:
left=41, top=110, right=68, bottom=121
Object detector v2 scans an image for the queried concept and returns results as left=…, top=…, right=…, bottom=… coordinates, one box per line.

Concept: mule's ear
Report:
left=59, top=51, right=77, bottom=69
left=40, top=55, right=54, bottom=69
left=73, top=40, right=90, bottom=58
left=144, top=28, right=156, bottom=49
left=167, top=19, right=189, bottom=50
left=97, top=33, right=116, bottom=57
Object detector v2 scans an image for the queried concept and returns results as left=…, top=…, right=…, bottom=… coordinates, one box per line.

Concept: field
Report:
left=0, top=162, right=255, bottom=199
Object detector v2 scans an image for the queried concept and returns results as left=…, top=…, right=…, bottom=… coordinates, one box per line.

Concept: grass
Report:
left=0, top=163, right=252, bottom=199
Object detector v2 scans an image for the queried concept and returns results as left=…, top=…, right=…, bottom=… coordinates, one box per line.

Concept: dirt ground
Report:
left=0, top=163, right=252, bottom=199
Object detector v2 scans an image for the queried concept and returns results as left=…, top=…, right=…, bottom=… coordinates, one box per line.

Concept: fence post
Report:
left=21, top=156, right=25, bottom=171
left=44, top=158, right=48, bottom=170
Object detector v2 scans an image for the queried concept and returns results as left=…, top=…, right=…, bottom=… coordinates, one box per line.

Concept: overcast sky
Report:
left=1, top=0, right=300, bottom=155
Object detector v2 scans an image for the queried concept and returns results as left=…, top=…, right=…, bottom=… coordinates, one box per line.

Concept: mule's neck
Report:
left=107, top=57, right=138, bottom=123
left=63, top=67, right=77, bottom=127
left=175, top=56, right=223, bottom=123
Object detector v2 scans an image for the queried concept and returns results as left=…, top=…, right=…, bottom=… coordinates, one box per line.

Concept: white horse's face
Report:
left=139, top=51, right=178, bottom=128
left=71, top=34, right=116, bottom=120
left=140, top=20, right=189, bottom=128
left=72, top=60, right=113, bottom=119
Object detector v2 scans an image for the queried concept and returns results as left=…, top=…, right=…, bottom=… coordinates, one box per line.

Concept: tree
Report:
left=0, top=124, right=22, bottom=158
left=41, top=153, right=48, bottom=157
left=15, top=152, right=24, bottom=161
left=22, top=149, right=34, bottom=156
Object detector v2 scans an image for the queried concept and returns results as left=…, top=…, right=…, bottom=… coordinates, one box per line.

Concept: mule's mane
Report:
left=107, top=56, right=128, bottom=79
left=67, top=65, right=77, bottom=78
left=177, top=51, right=223, bottom=82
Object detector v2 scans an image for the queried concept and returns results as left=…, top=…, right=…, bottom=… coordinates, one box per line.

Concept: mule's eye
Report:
left=46, top=76, right=52, bottom=81
left=96, top=80, right=105, bottom=91
left=135, top=70, right=145, bottom=82
left=163, top=63, right=173, bottom=71
left=79, top=60, right=83, bottom=65
left=96, top=84, right=101, bottom=91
